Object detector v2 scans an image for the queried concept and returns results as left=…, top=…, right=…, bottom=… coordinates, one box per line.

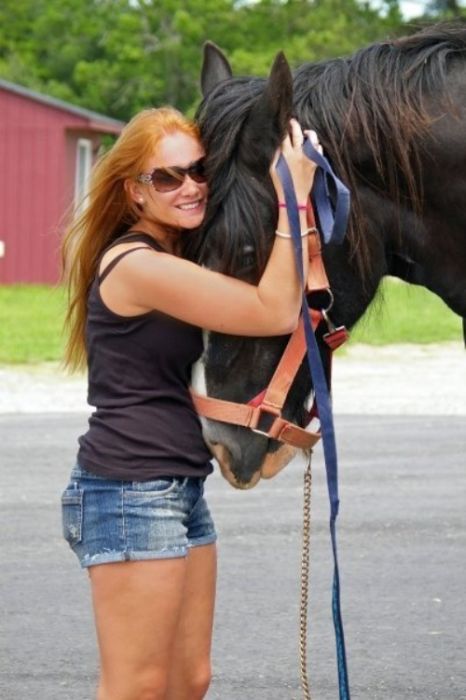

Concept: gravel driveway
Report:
left=1, top=342, right=464, bottom=415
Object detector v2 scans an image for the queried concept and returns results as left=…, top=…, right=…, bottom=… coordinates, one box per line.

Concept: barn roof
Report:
left=0, top=77, right=125, bottom=134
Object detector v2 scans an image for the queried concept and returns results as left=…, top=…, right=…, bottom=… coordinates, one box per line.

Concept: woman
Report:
left=61, top=106, right=319, bottom=700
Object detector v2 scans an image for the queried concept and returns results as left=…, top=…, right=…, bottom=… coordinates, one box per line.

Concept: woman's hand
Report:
left=269, top=119, right=322, bottom=204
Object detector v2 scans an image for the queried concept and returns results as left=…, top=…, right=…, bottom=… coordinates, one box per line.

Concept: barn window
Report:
left=75, top=138, right=92, bottom=212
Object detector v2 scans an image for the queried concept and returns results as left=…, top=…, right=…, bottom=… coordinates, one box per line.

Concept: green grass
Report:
left=349, top=278, right=462, bottom=345
left=0, top=285, right=67, bottom=364
left=0, top=279, right=462, bottom=364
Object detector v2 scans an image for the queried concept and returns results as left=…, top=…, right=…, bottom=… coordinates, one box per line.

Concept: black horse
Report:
left=187, top=23, right=466, bottom=488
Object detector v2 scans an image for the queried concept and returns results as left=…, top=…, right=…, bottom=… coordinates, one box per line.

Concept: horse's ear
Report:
left=244, top=51, right=293, bottom=141
left=201, top=41, right=233, bottom=97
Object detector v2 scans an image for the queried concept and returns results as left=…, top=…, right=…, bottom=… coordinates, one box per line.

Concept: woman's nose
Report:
left=182, top=174, right=200, bottom=191
left=178, top=175, right=204, bottom=199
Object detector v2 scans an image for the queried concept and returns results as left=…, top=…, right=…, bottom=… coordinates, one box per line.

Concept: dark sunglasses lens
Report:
left=150, top=159, right=206, bottom=192
left=189, top=160, right=207, bottom=183
left=151, top=169, right=181, bottom=193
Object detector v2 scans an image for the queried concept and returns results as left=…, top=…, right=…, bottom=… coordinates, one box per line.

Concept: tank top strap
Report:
left=98, top=246, right=153, bottom=285
left=107, top=231, right=165, bottom=251
left=98, top=231, right=166, bottom=285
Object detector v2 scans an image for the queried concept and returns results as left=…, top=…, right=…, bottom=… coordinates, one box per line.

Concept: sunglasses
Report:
left=136, top=157, right=207, bottom=193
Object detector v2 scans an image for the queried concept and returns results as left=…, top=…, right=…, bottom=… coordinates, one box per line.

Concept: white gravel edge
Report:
left=0, top=343, right=464, bottom=416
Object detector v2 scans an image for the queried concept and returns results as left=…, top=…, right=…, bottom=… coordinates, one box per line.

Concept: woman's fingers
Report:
left=278, top=119, right=304, bottom=155
left=275, top=121, right=321, bottom=161
left=270, top=147, right=281, bottom=170
left=282, top=121, right=323, bottom=155
left=304, top=129, right=323, bottom=155
left=304, top=129, right=319, bottom=145
left=269, top=120, right=323, bottom=203
left=289, top=118, right=304, bottom=148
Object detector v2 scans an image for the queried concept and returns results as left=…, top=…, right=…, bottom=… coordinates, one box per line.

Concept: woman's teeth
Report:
left=178, top=200, right=202, bottom=210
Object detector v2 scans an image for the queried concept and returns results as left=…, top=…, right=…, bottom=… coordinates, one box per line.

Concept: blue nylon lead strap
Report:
left=276, top=149, right=351, bottom=700
left=303, top=140, right=350, bottom=245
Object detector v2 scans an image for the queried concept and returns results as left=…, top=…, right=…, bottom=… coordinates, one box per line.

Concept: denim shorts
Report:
left=61, top=464, right=217, bottom=568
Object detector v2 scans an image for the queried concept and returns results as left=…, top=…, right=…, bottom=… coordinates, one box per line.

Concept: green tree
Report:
left=220, top=0, right=404, bottom=84
left=427, top=0, right=466, bottom=14
left=0, top=0, right=408, bottom=120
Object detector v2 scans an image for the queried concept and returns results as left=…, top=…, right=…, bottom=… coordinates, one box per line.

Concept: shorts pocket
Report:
left=125, top=477, right=180, bottom=498
left=61, top=488, right=84, bottom=545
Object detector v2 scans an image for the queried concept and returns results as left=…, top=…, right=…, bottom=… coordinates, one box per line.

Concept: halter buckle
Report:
left=250, top=404, right=281, bottom=438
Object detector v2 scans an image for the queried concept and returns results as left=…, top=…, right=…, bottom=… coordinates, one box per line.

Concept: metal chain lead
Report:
left=299, top=453, right=313, bottom=700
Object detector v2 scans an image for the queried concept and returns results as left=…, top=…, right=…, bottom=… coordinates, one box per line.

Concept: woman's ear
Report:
left=125, top=178, right=145, bottom=206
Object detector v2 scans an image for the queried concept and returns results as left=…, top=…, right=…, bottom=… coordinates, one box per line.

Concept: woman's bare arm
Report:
left=100, top=122, right=320, bottom=337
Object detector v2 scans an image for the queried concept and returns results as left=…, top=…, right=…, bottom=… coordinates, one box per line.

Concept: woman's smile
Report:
left=176, top=198, right=204, bottom=211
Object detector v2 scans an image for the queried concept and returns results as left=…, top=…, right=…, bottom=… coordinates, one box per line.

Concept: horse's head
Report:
left=189, top=45, right=313, bottom=489
left=190, top=26, right=466, bottom=489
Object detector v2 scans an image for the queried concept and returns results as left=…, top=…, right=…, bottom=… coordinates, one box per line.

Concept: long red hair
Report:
left=62, top=107, right=200, bottom=371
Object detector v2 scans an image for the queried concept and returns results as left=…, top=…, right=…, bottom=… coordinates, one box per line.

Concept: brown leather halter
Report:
left=191, top=220, right=348, bottom=449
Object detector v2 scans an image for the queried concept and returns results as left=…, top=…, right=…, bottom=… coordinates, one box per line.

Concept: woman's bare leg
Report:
left=89, top=558, right=187, bottom=700
left=165, top=543, right=217, bottom=700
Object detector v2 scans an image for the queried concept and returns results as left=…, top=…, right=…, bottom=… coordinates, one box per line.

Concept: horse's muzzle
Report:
left=204, top=435, right=297, bottom=489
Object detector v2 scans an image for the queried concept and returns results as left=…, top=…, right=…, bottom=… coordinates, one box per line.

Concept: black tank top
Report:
left=77, top=232, right=213, bottom=481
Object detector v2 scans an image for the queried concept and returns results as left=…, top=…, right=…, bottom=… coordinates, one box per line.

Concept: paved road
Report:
left=1, top=413, right=465, bottom=700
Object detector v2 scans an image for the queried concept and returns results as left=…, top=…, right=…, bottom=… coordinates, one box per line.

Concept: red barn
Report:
left=0, top=79, right=124, bottom=284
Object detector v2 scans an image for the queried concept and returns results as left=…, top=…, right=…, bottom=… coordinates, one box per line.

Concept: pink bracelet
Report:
left=279, top=202, right=308, bottom=211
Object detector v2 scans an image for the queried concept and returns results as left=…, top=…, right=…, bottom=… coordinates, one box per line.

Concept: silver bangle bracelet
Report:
left=275, top=226, right=318, bottom=239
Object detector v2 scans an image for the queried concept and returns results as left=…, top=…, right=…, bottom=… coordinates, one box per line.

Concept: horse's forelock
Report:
left=196, top=77, right=266, bottom=158
left=198, top=162, right=276, bottom=279
left=192, top=77, right=277, bottom=277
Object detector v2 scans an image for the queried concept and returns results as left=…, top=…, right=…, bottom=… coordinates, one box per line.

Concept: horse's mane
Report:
left=294, top=22, right=466, bottom=272
left=187, top=23, right=466, bottom=280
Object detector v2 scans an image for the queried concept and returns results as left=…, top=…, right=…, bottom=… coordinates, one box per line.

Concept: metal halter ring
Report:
left=321, top=288, right=334, bottom=314
left=307, top=287, right=334, bottom=314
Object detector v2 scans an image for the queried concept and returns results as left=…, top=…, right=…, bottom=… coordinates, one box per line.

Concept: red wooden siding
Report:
left=0, top=83, right=123, bottom=284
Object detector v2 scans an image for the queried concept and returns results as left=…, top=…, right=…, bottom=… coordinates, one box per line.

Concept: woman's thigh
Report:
left=172, top=543, right=217, bottom=663
left=166, top=543, right=217, bottom=698
left=89, top=558, right=187, bottom=685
